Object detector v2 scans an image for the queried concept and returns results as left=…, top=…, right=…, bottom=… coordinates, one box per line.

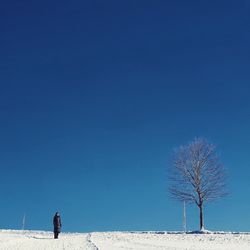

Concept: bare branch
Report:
left=168, top=137, right=227, bottom=230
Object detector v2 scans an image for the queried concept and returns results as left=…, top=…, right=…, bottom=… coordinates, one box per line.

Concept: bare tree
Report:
left=168, top=138, right=227, bottom=231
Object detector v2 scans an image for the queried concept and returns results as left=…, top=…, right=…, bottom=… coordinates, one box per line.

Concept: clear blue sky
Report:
left=0, top=0, right=250, bottom=232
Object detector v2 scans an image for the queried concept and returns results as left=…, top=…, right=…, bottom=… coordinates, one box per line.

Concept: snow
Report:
left=1, top=230, right=250, bottom=250
left=0, top=230, right=98, bottom=250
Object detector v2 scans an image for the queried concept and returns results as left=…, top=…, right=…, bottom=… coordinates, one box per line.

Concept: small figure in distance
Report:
left=53, top=212, right=62, bottom=239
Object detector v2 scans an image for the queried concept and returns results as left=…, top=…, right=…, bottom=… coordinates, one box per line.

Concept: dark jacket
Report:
left=53, top=213, right=62, bottom=233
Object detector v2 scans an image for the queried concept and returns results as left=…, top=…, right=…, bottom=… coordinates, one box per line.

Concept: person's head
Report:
left=55, top=212, right=59, bottom=216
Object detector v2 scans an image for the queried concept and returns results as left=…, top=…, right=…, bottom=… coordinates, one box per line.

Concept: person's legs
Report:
left=54, top=231, right=58, bottom=239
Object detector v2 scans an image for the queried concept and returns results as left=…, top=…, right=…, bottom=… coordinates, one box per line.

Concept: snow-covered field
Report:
left=0, top=230, right=250, bottom=250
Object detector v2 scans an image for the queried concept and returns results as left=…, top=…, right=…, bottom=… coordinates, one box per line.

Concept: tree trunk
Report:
left=199, top=204, right=204, bottom=231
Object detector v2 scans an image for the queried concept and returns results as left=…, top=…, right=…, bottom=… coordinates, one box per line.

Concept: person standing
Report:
left=53, top=212, right=62, bottom=239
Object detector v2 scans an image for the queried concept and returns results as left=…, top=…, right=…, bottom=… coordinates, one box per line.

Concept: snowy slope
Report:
left=91, top=232, right=250, bottom=250
left=0, top=230, right=98, bottom=250
left=1, top=230, right=250, bottom=250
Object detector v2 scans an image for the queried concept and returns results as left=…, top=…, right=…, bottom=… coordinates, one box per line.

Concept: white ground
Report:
left=0, top=230, right=250, bottom=250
